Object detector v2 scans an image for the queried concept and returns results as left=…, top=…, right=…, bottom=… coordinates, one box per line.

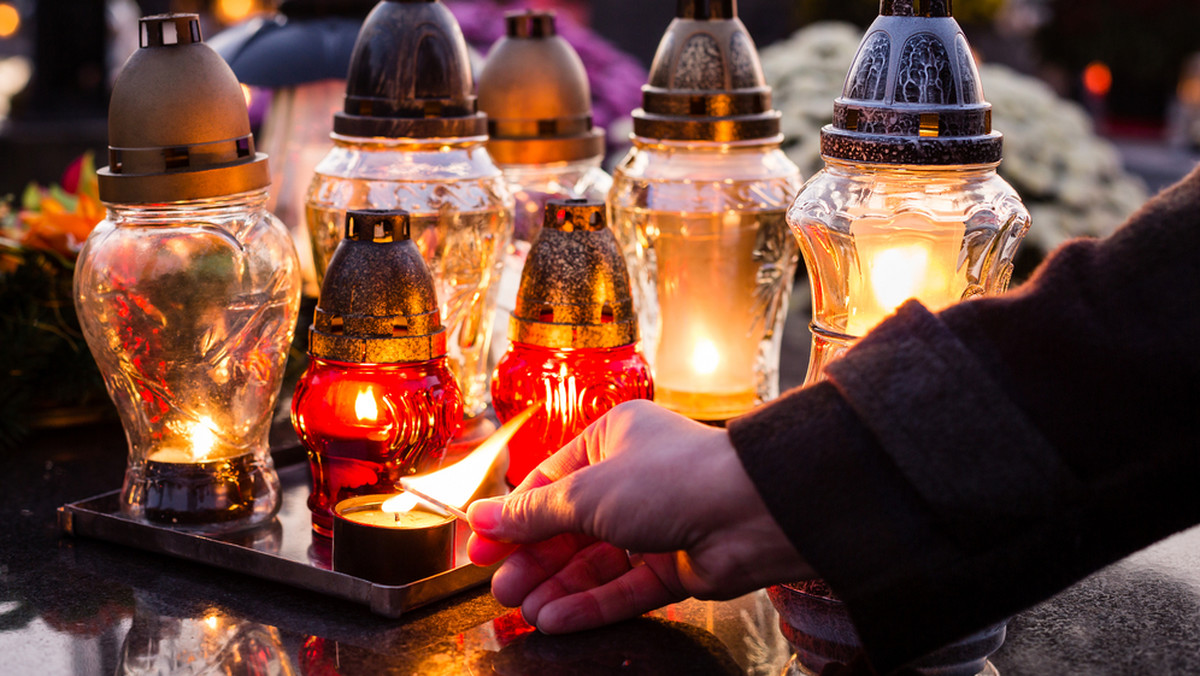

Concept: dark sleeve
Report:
left=727, top=165, right=1200, bottom=673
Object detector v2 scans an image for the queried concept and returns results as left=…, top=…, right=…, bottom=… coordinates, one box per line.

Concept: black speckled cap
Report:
left=310, top=210, right=447, bottom=363
left=334, top=0, right=486, bottom=139
left=632, top=0, right=781, bottom=143
left=511, top=199, right=638, bottom=349
left=820, top=0, right=1002, bottom=165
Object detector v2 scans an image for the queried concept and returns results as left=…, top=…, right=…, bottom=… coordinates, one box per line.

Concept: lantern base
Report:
left=654, top=386, right=758, bottom=424
left=767, top=581, right=1006, bottom=676
left=121, top=451, right=281, bottom=534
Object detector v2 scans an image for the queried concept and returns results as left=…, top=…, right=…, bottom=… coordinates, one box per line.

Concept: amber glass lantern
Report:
left=609, top=0, right=802, bottom=424
left=291, top=210, right=463, bottom=537
left=790, top=0, right=1030, bottom=383
left=491, top=199, right=652, bottom=485
left=477, top=11, right=611, bottom=360
left=74, top=14, right=301, bottom=533
left=306, top=0, right=513, bottom=420
left=773, top=2, right=1030, bottom=673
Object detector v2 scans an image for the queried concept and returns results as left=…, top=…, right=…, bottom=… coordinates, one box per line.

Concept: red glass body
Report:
left=492, top=342, right=653, bottom=485
left=292, top=357, right=462, bottom=536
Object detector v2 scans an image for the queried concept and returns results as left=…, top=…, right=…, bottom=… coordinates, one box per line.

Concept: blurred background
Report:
left=1, top=0, right=1198, bottom=194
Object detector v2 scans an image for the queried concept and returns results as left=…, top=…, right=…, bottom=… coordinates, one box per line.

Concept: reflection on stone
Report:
left=119, top=594, right=295, bottom=675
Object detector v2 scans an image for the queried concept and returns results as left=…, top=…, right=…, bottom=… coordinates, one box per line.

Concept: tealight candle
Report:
left=332, top=495, right=455, bottom=585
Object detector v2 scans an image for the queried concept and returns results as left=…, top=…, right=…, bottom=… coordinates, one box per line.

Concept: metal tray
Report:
left=57, top=460, right=498, bottom=618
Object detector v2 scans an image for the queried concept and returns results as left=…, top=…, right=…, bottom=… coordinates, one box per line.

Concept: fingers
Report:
left=530, top=563, right=683, bottom=634
left=516, top=541, right=629, bottom=620
left=489, top=533, right=602, bottom=607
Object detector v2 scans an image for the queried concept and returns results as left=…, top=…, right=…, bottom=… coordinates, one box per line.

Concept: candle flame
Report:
left=382, top=404, right=539, bottom=514
left=692, top=339, right=720, bottom=376
left=354, top=387, right=379, bottom=422
left=191, top=416, right=217, bottom=461
left=869, top=244, right=930, bottom=315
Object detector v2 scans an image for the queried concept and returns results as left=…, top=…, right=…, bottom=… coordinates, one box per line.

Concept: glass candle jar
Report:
left=609, top=0, right=802, bottom=423
left=291, top=209, right=463, bottom=536
left=75, top=14, right=300, bottom=533
left=491, top=199, right=652, bottom=485
left=76, top=190, right=300, bottom=530
left=610, top=140, right=799, bottom=422
left=790, top=160, right=1029, bottom=381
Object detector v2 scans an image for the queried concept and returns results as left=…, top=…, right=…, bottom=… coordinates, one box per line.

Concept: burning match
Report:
left=398, top=478, right=469, bottom=521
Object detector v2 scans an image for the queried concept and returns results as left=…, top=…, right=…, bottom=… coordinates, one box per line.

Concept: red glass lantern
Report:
left=492, top=199, right=652, bottom=485
left=292, top=210, right=462, bottom=536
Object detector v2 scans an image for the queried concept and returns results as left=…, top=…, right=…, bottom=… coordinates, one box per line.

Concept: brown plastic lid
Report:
left=334, top=0, right=486, bottom=139
left=478, top=11, right=604, bottom=165
left=511, top=199, right=638, bottom=350
left=632, top=0, right=781, bottom=143
left=309, top=210, right=448, bottom=363
left=98, top=14, right=269, bottom=203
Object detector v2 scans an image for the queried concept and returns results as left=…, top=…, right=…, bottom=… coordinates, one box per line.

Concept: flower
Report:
left=1, top=151, right=103, bottom=262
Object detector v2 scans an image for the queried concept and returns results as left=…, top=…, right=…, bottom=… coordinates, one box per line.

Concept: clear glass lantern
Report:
left=772, top=1, right=1031, bottom=672
left=477, top=11, right=612, bottom=363
left=306, top=0, right=512, bottom=419
left=75, top=14, right=301, bottom=532
left=609, top=0, right=801, bottom=423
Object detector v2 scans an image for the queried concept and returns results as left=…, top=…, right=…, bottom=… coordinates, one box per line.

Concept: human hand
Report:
left=466, top=399, right=813, bottom=633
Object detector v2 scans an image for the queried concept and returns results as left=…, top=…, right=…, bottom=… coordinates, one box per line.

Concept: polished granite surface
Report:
left=4, top=302, right=1200, bottom=674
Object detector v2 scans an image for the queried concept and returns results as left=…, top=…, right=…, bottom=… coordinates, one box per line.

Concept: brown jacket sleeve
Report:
left=728, top=165, right=1200, bottom=673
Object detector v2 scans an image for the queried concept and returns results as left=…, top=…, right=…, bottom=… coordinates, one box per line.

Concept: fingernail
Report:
left=468, top=498, right=504, bottom=533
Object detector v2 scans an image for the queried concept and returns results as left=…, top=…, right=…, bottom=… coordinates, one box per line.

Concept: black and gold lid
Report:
left=820, top=0, right=1002, bottom=165
left=310, top=210, right=447, bottom=363
left=632, top=0, right=781, bottom=143
left=511, top=199, right=638, bottom=350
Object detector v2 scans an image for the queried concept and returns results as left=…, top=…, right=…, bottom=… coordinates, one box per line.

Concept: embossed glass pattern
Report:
left=788, top=159, right=1030, bottom=381
left=610, top=139, right=801, bottom=421
left=492, top=342, right=652, bottom=486
left=74, top=190, right=301, bottom=532
left=306, top=136, right=513, bottom=416
left=291, top=356, right=463, bottom=536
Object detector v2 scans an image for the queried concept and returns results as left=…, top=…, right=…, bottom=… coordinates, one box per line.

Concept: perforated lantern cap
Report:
left=511, top=199, right=639, bottom=350
left=820, top=0, right=1002, bottom=165
left=334, top=0, right=486, bottom=139
left=632, top=0, right=781, bottom=143
left=310, top=210, right=448, bottom=363
left=98, top=14, right=269, bottom=203
left=478, top=11, right=605, bottom=165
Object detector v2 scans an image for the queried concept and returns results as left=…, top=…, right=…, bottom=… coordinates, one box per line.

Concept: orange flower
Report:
left=18, top=189, right=104, bottom=260
left=10, top=151, right=104, bottom=261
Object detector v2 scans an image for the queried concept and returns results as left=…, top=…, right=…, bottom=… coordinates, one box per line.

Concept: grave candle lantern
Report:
left=74, top=13, right=301, bottom=533
left=608, top=0, right=802, bottom=424
left=291, top=210, right=462, bottom=537
left=491, top=199, right=652, bottom=486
